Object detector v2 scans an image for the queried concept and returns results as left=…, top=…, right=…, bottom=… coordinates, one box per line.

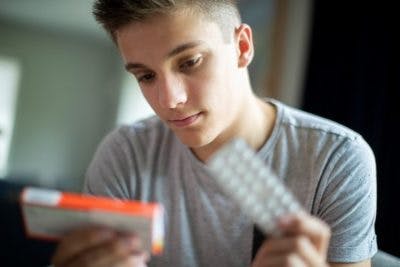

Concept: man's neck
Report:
left=193, top=95, right=276, bottom=162
left=241, top=97, right=276, bottom=151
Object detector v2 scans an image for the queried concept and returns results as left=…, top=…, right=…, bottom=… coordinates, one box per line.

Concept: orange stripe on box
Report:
left=57, top=192, right=159, bottom=218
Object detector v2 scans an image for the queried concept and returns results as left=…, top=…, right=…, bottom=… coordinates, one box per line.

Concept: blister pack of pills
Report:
left=207, top=138, right=303, bottom=236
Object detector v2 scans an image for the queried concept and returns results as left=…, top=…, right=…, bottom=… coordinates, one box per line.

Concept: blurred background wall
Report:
left=0, top=32, right=121, bottom=190
left=0, top=1, right=153, bottom=190
left=0, top=20, right=122, bottom=190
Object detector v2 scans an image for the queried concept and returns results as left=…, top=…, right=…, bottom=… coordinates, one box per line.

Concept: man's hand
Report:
left=252, top=212, right=331, bottom=267
left=51, top=227, right=149, bottom=267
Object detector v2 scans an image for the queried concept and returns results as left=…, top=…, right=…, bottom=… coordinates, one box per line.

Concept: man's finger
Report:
left=52, top=227, right=116, bottom=265
left=278, top=212, right=331, bottom=256
left=61, top=235, right=144, bottom=267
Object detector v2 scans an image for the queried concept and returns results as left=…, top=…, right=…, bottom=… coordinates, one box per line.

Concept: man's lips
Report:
left=168, top=112, right=202, bottom=128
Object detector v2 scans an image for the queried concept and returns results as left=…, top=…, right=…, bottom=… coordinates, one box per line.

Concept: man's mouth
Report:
left=168, top=112, right=202, bottom=128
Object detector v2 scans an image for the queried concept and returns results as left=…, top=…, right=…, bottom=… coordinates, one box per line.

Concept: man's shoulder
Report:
left=268, top=99, right=374, bottom=163
left=273, top=99, right=362, bottom=141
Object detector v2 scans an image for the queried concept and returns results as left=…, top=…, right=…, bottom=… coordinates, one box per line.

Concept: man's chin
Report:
left=173, top=129, right=213, bottom=149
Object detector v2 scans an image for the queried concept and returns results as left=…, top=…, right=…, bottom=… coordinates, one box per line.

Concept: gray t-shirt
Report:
left=84, top=99, right=377, bottom=266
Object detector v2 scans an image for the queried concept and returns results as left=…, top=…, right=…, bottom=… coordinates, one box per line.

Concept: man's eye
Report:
left=137, top=73, right=155, bottom=83
left=179, top=56, right=203, bottom=71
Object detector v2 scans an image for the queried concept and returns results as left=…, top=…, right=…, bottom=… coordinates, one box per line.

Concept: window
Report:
left=0, top=56, right=20, bottom=177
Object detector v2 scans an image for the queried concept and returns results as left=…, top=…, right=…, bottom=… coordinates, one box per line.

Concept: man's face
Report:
left=116, top=10, right=247, bottom=149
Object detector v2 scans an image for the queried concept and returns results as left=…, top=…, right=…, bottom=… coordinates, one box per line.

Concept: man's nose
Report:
left=158, top=76, right=187, bottom=109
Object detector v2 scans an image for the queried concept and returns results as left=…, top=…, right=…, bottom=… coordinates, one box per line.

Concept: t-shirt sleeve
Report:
left=317, top=136, right=377, bottom=263
left=83, top=128, right=137, bottom=199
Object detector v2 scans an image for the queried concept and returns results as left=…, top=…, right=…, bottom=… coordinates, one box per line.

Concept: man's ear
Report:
left=235, top=24, right=254, bottom=68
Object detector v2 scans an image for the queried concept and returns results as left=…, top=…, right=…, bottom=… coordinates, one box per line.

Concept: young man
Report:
left=52, top=1, right=377, bottom=266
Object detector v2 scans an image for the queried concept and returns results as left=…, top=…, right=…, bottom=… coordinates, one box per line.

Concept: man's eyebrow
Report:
left=125, top=41, right=205, bottom=72
left=166, top=41, right=205, bottom=58
left=125, top=62, right=147, bottom=72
